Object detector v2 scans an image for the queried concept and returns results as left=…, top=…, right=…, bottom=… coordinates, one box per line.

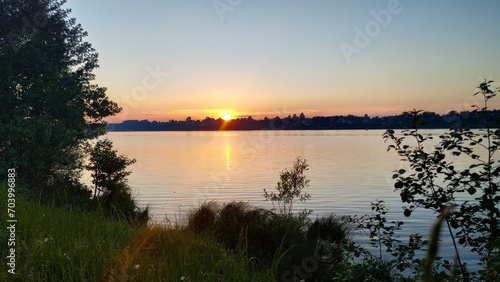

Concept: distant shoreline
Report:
left=106, top=110, right=500, bottom=132
left=106, top=127, right=452, bottom=132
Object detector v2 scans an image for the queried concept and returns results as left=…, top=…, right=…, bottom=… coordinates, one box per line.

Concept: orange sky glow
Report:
left=66, top=1, right=500, bottom=124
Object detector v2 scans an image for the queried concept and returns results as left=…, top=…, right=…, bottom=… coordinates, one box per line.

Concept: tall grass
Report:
left=0, top=182, right=359, bottom=281
left=0, top=185, right=276, bottom=281
left=186, top=201, right=351, bottom=280
left=0, top=183, right=135, bottom=281
left=106, top=225, right=275, bottom=281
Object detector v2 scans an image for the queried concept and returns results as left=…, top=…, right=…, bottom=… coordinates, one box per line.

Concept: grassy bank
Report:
left=0, top=183, right=134, bottom=281
left=107, top=226, right=275, bottom=281
left=0, top=184, right=275, bottom=281
left=2, top=181, right=481, bottom=281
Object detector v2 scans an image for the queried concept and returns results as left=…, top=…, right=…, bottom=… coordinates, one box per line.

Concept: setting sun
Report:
left=221, top=112, right=233, bottom=121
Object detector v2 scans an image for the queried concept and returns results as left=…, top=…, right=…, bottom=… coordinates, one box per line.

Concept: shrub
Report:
left=87, top=138, right=148, bottom=225
left=187, top=201, right=310, bottom=264
left=382, top=80, right=500, bottom=280
left=307, top=214, right=348, bottom=244
left=213, top=201, right=254, bottom=249
left=263, top=157, right=311, bottom=215
left=187, top=201, right=218, bottom=233
left=334, top=257, right=395, bottom=282
left=101, top=184, right=149, bottom=225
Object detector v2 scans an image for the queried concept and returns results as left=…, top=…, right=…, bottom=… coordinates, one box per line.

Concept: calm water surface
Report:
left=89, top=130, right=480, bottom=267
left=94, top=130, right=402, bottom=219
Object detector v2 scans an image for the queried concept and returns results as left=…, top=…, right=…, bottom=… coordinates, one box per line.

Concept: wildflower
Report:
left=133, top=264, right=140, bottom=270
left=180, top=276, right=185, bottom=281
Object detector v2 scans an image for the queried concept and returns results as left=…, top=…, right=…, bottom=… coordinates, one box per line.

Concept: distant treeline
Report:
left=106, top=110, right=500, bottom=131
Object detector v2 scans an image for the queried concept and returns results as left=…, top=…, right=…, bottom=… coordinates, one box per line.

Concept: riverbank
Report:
left=1, top=181, right=494, bottom=281
left=0, top=183, right=275, bottom=281
left=0, top=182, right=389, bottom=281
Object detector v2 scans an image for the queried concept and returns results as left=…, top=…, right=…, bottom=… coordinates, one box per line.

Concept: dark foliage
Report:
left=0, top=0, right=121, bottom=189
left=382, top=80, right=500, bottom=280
left=187, top=201, right=350, bottom=280
left=187, top=201, right=218, bottom=233
left=307, top=214, right=348, bottom=244
left=0, top=0, right=145, bottom=224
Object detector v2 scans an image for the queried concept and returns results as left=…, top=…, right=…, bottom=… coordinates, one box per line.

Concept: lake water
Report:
left=87, top=130, right=481, bottom=268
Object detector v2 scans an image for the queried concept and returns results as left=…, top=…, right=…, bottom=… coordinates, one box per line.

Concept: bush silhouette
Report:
left=187, top=200, right=350, bottom=278
left=187, top=201, right=218, bottom=233
left=307, top=214, right=348, bottom=244
left=263, top=157, right=311, bottom=214
left=188, top=201, right=299, bottom=257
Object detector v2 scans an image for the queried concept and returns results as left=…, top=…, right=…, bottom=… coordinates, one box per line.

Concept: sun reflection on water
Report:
left=225, top=144, right=231, bottom=170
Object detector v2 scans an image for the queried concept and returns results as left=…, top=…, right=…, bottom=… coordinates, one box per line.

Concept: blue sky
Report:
left=65, top=0, right=500, bottom=122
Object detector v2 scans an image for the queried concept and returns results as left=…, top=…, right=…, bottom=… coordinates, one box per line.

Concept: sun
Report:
left=221, top=112, right=233, bottom=121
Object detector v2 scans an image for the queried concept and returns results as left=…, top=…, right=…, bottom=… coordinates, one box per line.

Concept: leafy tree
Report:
left=263, top=157, right=311, bottom=215
left=87, top=138, right=135, bottom=198
left=383, top=80, right=500, bottom=280
left=86, top=138, right=148, bottom=224
left=0, top=0, right=120, bottom=189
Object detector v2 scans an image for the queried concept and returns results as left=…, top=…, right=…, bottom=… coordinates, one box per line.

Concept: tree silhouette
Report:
left=0, top=0, right=120, bottom=189
left=87, top=139, right=136, bottom=198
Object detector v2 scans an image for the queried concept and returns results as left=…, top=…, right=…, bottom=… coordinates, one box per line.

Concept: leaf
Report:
left=450, top=219, right=459, bottom=229
left=394, top=181, right=404, bottom=189
left=467, top=187, right=476, bottom=195
left=404, top=209, right=412, bottom=217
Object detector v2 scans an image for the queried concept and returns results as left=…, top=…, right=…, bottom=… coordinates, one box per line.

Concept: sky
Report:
left=65, top=0, right=500, bottom=122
